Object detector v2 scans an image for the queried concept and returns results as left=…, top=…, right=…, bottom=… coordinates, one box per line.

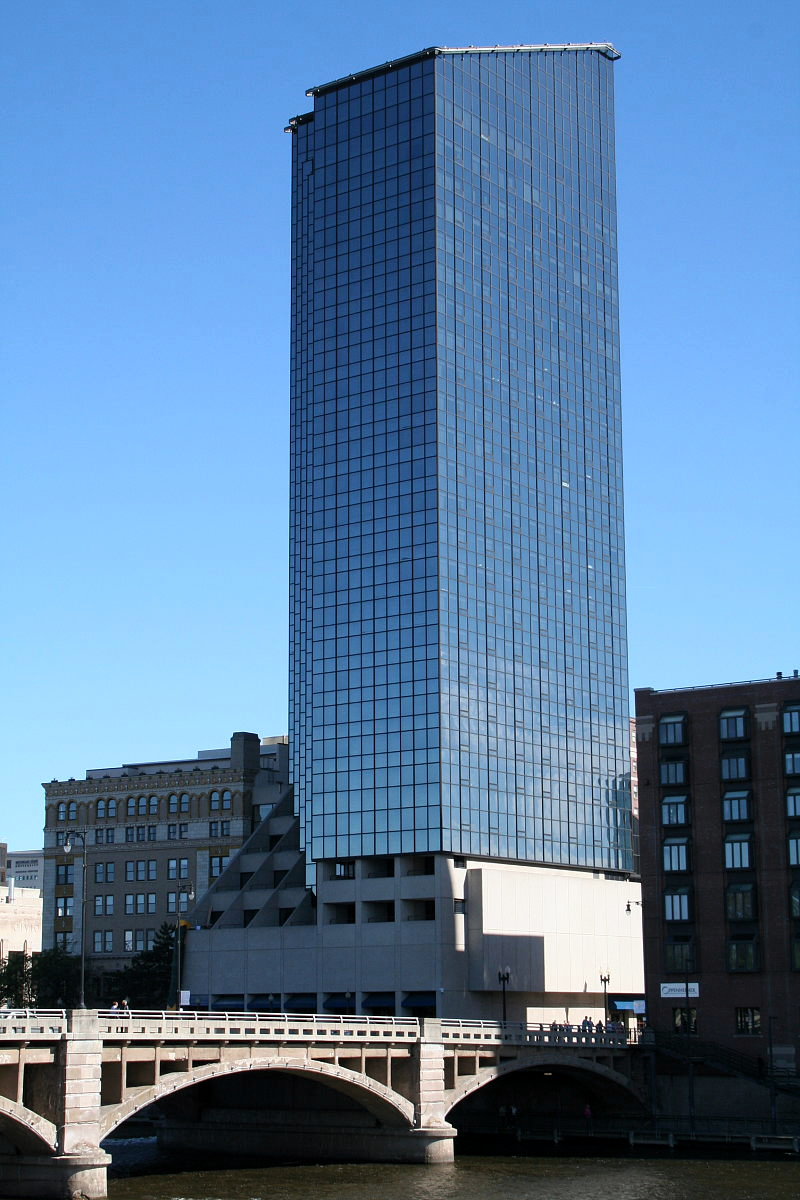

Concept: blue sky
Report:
left=2, top=0, right=798, bottom=851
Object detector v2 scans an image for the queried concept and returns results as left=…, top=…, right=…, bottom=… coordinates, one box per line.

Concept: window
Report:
left=788, top=789, right=800, bottom=817
left=735, top=1007, right=761, bottom=1035
left=127, top=798, right=135, bottom=816
left=56, top=864, right=74, bottom=885
left=94, top=895, right=103, bottom=916
left=148, top=860, right=156, bottom=880
left=125, top=861, right=135, bottom=882
left=169, top=794, right=178, bottom=813
left=660, top=761, right=686, bottom=786
left=179, top=823, right=188, bottom=839
left=659, top=715, right=686, bottom=746
left=95, top=829, right=105, bottom=845
left=167, top=892, right=177, bottom=913
left=726, top=883, right=755, bottom=920
left=57, top=802, right=66, bottom=821
left=783, top=705, right=800, bottom=734
left=168, top=859, right=178, bottom=879
left=719, top=708, right=746, bottom=740
left=147, top=826, right=157, bottom=841
left=97, top=800, right=106, bottom=819
left=181, top=794, right=190, bottom=812
left=723, top=791, right=751, bottom=822
left=663, top=838, right=689, bottom=872
left=55, top=831, right=66, bottom=845
left=222, top=790, right=232, bottom=809
left=664, top=889, right=690, bottom=921
left=210, top=855, right=229, bottom=878
left=221, top=820, right=230, bottom=837
left=334, top=860, right=355, bottom=879
left=55, top=931, right=69, bottom=950
left=728, top=938, right=757, bottom=971
left=672, top=1006, right=697, bottom=1034
left=209, top=821, right=219, bottom=838
left=56, top=896, right=73, bottom=918
left=721, top=755, right=748, bottom=782
left=147, top=893, right=156, bottom=914
left=93, top=931, right=112, bottom=953
left=136, top=862, right=146, bottom=881
left=136, top=826, right=146, bottom=842
left=793, top=938, right=800, bottom=971
left=108, top=799, right=117, bottom=818
left=210, top=791, right=220, bottom=810
left=125, top=827, right=135, bottom=843
left=106, top=828, right=115, bottom=844
left=106, top=862, right=115, bottom=883
left=454, top=898, right=466, bottom=914
left=68, top=801, right=76, bottom=821
left=125, top=895, right=134, bottom=915
left=665, top=940, right=693, bottom=971
left=135, top=930, right=145, bottom=951
left=149, top=796, right=158, bottom=814
left=180, top=858, right=189, bottom=878
left=662, top=797, right=688, bottom=825
left=93, top=931, right=103, bottom=953
left=138, top=796, right=147, bottom=816
left=791, top=883, right=800, bottom=919
left=95, top=863, right=106, bottom=884
left=168, top=824, right=177, bottom=840
left=124, top=930, right=134, bottom=952
left=785, top=753, right=800, bottom=775
left=725, top=835, right=751, bottom=869
left=790, top=836, right=800, bottom=867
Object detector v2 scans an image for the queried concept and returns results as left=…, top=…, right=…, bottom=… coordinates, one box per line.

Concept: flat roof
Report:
left=306, top=43, right=620, bottom=98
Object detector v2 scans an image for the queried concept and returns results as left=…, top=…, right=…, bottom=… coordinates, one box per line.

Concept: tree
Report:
left=118, top=923, right=175, bottom=1008
left=0, top=947, right=81, bottom=1008
left=0, top=949, right=33, bottom=1006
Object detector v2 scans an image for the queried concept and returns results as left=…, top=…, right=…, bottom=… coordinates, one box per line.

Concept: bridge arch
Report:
left=445, top=1052, right=647, bottom=1117
left=0, top=1096, right=57, bottom=1155
left=99, top=1055, right=416, bottom=1139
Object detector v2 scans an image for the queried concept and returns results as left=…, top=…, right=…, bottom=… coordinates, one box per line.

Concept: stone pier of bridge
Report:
left=0, top=1009, right=639, bottom=1199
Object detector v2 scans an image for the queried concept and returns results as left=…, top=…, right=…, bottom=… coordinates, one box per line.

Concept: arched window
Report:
left=97, top=799, right=106, bottom=820
left=57, top=802, right=66, bottom=821
left=67, top=801, right=77, bottom=821
left=127, top=797, right=136, bottom=816
left=138, top=796, right=147, bottom=816
left=222, top=790, right=232, bottom=809
left=210, top=791, right=220, bottom=810
left=180, top=793, right=190, bottom=812
left=149, top=796, right=158, bottom=815
left=108, top=799, right=117, bottom=818
left=169, top=794, right=178, bottom=813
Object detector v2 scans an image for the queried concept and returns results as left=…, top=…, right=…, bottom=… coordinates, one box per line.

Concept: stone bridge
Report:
left=0, top=1009, right=644, bottom=1198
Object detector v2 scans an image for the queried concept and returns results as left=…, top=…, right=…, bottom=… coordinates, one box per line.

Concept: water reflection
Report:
left=106, top=1140, right=800, bottom=1200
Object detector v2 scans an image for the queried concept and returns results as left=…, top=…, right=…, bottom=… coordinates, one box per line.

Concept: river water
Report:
left=106, top=1139, right=800, bottom=1200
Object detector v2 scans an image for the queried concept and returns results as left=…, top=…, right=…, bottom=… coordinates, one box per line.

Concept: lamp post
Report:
left=498, top=966, right=511, bottom=1024
left=683, top=953, right=696, bottom=1138
left=600, top=973, right=610, bottom=1026
left=63, top=831, right=87, bottom=1009
left=175, top=881, right=195, bottom=1009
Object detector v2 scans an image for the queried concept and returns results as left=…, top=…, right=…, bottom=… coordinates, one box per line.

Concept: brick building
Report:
left=635, top=675, right=800, bottom=1069
left=42, top=732, right=288, bottom=997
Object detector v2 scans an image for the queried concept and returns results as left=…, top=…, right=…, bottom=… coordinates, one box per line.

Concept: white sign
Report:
left=660, top=982, right=699, bottom=999
left=178, top=989, right=191, bottom=1008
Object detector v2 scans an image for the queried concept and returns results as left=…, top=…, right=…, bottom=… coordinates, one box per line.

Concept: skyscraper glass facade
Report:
left=289, top=46, right=632, bottom=872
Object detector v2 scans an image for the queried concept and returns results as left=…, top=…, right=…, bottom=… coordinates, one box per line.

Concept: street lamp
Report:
left=175, top=881, right=195, bottom=1009
left=600, top=973, right=610, bottom=1026
left=63, top=831, right=87, bottom=1009
left=498, top=966, right=511, bottom=1024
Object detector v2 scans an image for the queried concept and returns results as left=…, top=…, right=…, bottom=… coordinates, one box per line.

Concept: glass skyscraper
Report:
left=288, top=45, right=632, bottom=875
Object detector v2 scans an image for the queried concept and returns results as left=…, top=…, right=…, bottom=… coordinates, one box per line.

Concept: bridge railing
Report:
left=0, top=1010, right=635, bottom=1050
left=96, top=1010, right=422, bottom=1042
left=0, top=1009, right=68, bottom=1036
left=435, top=1018, right=630, bottom=1049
